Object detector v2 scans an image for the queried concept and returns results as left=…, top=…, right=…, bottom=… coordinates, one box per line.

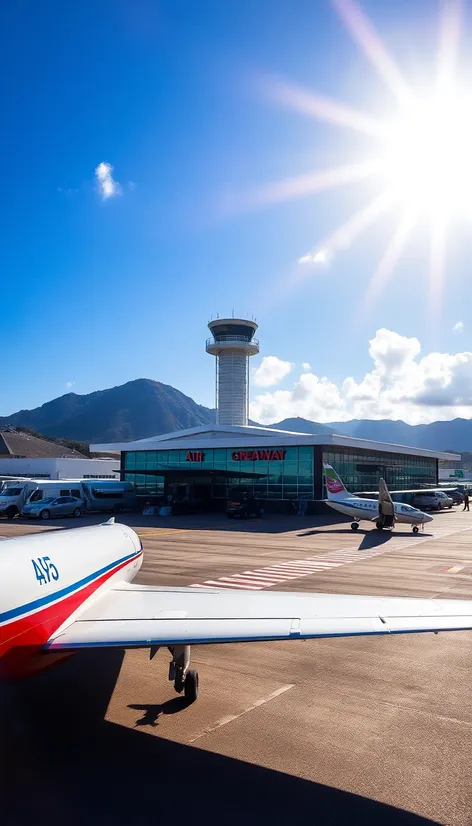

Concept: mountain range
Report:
left=269, top=417, right=472, bottom=453
left=1, top=379, right=472, bottom=453
left=0, top=379, right=215, bottom=444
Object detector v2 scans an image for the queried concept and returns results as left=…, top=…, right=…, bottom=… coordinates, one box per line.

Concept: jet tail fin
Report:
left=324, top=464, right=350, bottom=501
left=378, top=478, right=394, bottom=516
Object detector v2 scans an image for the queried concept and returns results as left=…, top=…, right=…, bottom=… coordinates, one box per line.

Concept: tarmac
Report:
left=2, top=508, right=472, bottom=826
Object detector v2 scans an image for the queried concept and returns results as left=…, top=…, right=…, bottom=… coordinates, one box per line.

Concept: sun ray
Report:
left=332, top=0, right=412, bottom=105
left=361, top=208, right=417, bottom=316
left=436, top=0, right=462, bottom=93
left=227, top=160, right=382, bottom=215
left=429, top=212, right=447, bottom=323
left=298, top=189, right=394, bottom=266
left=260, top=75, right=388, bottom=138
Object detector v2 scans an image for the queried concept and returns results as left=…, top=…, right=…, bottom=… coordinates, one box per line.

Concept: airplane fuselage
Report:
left=0, top=523, right=143, bottom=681
left=326, top=497, right=430, bottom=525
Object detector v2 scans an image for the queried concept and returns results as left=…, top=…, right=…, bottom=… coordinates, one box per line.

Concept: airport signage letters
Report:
left=232, top=449, right=286, bottom=461
left=186, top=451, right=205, bottom=462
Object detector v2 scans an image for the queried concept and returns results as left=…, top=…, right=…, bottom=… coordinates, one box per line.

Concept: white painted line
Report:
left=189, top=684, right=295, bottom=743
left=285, top=560, right=342, bottom=569
left=203, top=580, right=261, bottom=590
left=243, top=570, right=291, bottom=581
left=240, top=573, right=290, bottom=583
left=254, top=569, right=300, bottom=579
left=216, top=578, right=263, bottom=589
left=222, top=575, right=277, bottom=586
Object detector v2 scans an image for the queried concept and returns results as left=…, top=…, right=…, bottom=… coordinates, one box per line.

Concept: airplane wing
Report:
left=46, top=584, right=472, bottom=649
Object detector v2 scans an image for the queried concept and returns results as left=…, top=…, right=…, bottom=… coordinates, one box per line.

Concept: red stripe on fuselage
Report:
left=0, top=552, right=142, bottom=681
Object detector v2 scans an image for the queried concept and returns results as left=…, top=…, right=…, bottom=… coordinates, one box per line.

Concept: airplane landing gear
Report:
left=168, top=644, right=199, bottom=704
left=351, top=521, right=359, bottom=531
left=412, top=525, right=419, bottom=534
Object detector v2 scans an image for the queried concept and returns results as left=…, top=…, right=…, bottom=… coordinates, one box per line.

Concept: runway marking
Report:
left=188, top=683, right=295, bottom=743
left=189, top=519, right=472, bottom=591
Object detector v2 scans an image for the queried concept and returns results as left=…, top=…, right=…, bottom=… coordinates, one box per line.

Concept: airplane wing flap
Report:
left=45, top=586, right=472, bottom=650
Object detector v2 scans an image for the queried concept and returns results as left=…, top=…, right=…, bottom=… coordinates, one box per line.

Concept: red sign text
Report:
left=232, top=449, right=285, bottom=462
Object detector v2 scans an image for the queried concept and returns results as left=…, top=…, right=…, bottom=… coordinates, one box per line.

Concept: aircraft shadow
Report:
left=1, top=650, right=440, bottom=826
left=298, top=527, right=434, bottom=542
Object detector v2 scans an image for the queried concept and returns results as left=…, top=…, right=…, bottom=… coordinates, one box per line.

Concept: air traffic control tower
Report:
left=206, top=317, right=259, bottom=426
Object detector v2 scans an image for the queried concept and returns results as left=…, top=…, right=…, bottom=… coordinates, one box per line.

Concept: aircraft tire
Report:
left=413, top=525, right=419, bottom=534
left=184, top=669, right=199, bottom=704
left=375, top=521, right=383, bottom=530
left=350, top=522, right=359, bottom=531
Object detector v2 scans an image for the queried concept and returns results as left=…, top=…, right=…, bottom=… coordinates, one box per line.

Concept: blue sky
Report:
left=2, top=0, right=472, bottom=424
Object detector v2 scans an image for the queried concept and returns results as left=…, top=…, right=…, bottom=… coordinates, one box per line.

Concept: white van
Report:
left=0, top=478, right=136, bottom=518
left=27, top=481, right=84, bottom=505
left=0, top=480, right=85, bottom=518
left=0, top=481, right=38, bottom=518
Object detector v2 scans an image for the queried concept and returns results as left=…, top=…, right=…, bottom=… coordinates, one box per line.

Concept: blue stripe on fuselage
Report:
left=0, top=550, right=142, bottom=626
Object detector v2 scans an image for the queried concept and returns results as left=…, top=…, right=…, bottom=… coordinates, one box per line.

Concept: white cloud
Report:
left=249, top=328, right=472, bottom=425
left=252, top=356, right=294, bottom=388
left=302, top=362, right=311, bottom=371
left=453, top=321, right=464, bottom=332
left=298, top=248, right=329, bottom=265
left=65, top=381, right=74, bottom=389
left=95, top=162, right=121, bottom=199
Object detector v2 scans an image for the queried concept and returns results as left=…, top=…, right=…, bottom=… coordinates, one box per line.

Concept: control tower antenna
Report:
left=206, top=316, right=259, bottom=426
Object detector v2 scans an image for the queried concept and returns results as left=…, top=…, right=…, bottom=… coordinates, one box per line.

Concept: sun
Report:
left=246, top=0, right=469, bottom=313
left=382, top=92, right=472, bottom=216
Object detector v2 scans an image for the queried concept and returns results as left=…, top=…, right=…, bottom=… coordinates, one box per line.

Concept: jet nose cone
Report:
left=424, top=512, right=434, bottom=522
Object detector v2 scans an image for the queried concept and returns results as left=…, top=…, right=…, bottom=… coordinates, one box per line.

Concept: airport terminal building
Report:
left=91, top=423, right=459, bottom=513
left=91, top=318, right=460, bottom=512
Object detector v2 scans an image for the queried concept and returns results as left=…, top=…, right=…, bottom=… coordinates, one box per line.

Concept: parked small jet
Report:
left=3, top=515, right=470, bottom=708
left=324, top=464, right=433, bottom=533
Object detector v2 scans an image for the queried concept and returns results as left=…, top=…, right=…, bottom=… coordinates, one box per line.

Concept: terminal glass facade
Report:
left=124, top=446, right=314, bottom=499
left=322, top=447, right=436, bottom=493
left=123, top=445, right=437, bottom=501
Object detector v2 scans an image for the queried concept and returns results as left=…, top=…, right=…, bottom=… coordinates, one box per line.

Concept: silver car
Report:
left=435, top=491, right=453, bottom=509
left=22, top=496, right=84, bottom=520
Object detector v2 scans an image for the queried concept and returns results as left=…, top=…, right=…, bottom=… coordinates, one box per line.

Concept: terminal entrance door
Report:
left=169, top=479, right=212, bottom=509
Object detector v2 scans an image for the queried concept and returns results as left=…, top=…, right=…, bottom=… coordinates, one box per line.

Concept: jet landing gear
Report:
left=168, top=645, right=199, bottom=704
left=350, top=521, right=360, bottom=531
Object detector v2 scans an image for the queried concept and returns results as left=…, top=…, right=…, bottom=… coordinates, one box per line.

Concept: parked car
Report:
left=22, top=496, right=84, bottom=520
left=226, top=491, right=261, bottom=519
left=447, top=489, right=464, bottom=505
left=435, top=491, right=453, bottom=509
left=411, top=491, right=444, bottom=511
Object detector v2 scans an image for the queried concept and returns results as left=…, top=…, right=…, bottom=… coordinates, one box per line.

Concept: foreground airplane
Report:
left=324, top=464, right=433, bottom=533
left=2, top=519, right=472, bottom=704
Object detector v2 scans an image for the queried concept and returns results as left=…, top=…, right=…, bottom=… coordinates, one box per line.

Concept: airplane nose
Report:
left=423, top=512, right=434, bottom=522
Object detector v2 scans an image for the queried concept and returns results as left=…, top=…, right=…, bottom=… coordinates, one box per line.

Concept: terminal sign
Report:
left=232, top=449, right=285, bottom=461
left=186, top=451, right=205, bottom=462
